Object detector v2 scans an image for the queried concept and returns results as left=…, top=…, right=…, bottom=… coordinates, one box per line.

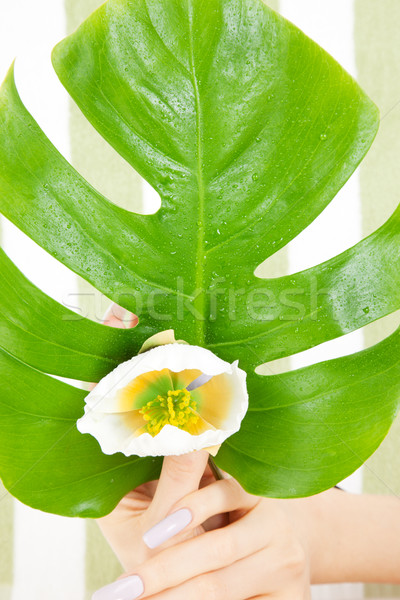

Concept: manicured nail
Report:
left=92, top=575, right=144, bottom=600
left=143, top=508, right=192, bottom=549
left=102, top=305, right=135, bottom=327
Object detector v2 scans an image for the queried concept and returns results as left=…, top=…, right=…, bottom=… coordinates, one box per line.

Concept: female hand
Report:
left=95, top=468, right=312, bottom=599
left=94, top=304, right=311, bottom=598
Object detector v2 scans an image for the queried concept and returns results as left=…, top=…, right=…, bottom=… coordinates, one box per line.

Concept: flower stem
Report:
left=208, top=455, right=224, bottom=481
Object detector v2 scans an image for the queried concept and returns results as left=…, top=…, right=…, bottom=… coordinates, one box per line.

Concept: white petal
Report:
left=77, top=343, right=248, bottom=457
left=84, top=344, right=233, bottom=413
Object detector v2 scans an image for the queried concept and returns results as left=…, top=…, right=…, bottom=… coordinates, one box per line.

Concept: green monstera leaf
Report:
left=0, top=0, right=399, bottom=517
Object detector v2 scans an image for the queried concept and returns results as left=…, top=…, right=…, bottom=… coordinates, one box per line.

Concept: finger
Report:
left=93, top=545, right=308, bottom=600
left=143, top=477, right=258, bottom=549
left=173, top=477, right=259, bottom=532
left=141, top=544, right=307, bottom=600
left=102, top=302, right=138, bottom=329
left=135, top=507, right=269, bottom=597
left=88, top=304, right=137, bottom=391
left=138, top=547, right=270, bottom=600
left=144, top=451, right=208, bottom=527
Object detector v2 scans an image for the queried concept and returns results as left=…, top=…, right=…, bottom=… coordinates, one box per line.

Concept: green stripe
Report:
left=84, top=520, right=123, bottom=599
left=65, top=0, right=144, bottom=326
left=263, top=0, right=278, bottom=11
left=0, top=110, right=13, bottom=600
left=255, top=1, right=290, bottom=378
left=0, top=482, right=13, bottom=598
left=65, top=0, right=143, bottom=212
left=64, top=0, right=143, bottom=591
left=355, top=1, right=400, bottom=597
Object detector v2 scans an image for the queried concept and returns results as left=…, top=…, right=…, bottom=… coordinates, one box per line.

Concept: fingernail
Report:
left=143, top=508, right=192, bottom=549
left=102, top=305, right=134, bottom=327
left=92, top=575, right=144, bottom=600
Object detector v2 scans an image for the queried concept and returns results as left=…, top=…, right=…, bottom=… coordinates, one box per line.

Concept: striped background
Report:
left=0, top=1, right=399, bottom=598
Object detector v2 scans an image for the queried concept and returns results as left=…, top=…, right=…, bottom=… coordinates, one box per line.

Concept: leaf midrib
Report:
left=188, top=0, right=205, bottom=345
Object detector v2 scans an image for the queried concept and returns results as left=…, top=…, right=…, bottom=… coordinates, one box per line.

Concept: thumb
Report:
left=146, top=451, right=209, bottom=523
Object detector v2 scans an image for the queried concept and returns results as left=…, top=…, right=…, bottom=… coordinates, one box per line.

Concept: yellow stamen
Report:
left=139, top=389, right=199, bottom=436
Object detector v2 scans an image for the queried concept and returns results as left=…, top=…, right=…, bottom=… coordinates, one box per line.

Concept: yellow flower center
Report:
left=139, top=388, right=199, bottom=436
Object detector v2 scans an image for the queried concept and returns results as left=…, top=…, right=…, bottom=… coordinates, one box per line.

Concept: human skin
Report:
left=97, top=450, right=312, bottom=599
left=94, top=306, right=400, bottom=599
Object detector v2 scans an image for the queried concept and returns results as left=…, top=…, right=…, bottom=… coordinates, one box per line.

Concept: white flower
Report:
left=77, top=338, right=248, bottom=457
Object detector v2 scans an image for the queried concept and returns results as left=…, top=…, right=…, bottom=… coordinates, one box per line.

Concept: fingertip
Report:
left=162, top=450, right=209, bottom=479
left=128, top=313, right=139, bottom=328
left=102, top=303, right=137, bottom=329
left=106, top=314, right=127, bottom=329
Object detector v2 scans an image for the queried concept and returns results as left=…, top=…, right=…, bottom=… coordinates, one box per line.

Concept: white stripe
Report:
left=11, top=501, right=86, bottom=600
left=279, top=0, right=357, bottom=76
left=0, top=0, right=79, bottom=307
left=278, top=0, right=363, bottom=282
left=0, top=3, right=71, bottom=158
left=311, top=584, right=364, bottom=600
left=279, top=1, right=364, bottom=596
left=141, top=179, right=162, bottom=214
left=277, top=0, right=364, bottom=367
left=0, top=1, right=86, bottom=599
